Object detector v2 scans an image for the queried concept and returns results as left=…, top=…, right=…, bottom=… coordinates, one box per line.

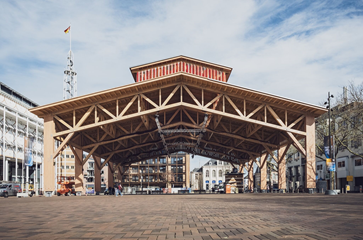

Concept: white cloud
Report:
left=0, top=0, right=362, bottom=108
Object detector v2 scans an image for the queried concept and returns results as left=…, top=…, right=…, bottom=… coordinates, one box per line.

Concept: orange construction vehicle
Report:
left=57, top=176, right=76, bottom=196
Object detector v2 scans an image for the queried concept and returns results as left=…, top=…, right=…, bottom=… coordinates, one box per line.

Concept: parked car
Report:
left=216, top=184, right=225, bottom=193
left=0, top=183, right=22, bottom=198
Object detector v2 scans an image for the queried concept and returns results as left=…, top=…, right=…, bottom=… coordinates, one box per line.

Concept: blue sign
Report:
left=212, top=180, right=216, bottom=183
left=329, top=163, right=336, bottom=171
left=205, top=181, right=209, bottom=183
left=219, top=180, right=222, bottom=183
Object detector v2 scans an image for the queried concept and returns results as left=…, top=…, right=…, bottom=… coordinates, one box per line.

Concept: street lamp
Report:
left=324, top=92, right=336, bottom=192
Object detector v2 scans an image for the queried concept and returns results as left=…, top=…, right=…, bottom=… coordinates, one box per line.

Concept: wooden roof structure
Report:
left=31, top=56, right=327, bottom=171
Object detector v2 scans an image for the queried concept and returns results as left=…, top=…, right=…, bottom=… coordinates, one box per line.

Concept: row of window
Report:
left=205, top=170, right=224, bottom=178
left=128, top=175, right=184, bottom=182
left=61, top=165, right=74, bottom=170
left=334, top=159, right=363, bottom=168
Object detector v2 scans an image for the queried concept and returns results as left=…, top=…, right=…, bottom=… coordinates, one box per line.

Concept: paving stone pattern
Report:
left=0, top=194, right=363, bottom=239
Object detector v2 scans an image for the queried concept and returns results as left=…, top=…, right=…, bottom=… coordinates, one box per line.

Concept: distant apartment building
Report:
left=202, top=159, right=233, bottom=190
left=0, top=82, right=44, bottom=193
left=120, top=153, right=190, bottom=190
left=286, top=152, right=306, bottom=191
left=316, top=99, right=363, bottom=191
left=190, top=167, right=203, bottom=190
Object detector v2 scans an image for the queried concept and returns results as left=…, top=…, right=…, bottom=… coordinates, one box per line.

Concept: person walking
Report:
left=114, top=183, right=119, bottom=197
left=118, top=183, right=123, bottom=196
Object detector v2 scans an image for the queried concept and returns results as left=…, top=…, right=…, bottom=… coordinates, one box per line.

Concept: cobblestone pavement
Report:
left=1, top=193, right=363, bottom=240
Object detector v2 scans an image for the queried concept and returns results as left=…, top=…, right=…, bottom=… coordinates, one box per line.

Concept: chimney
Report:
left=343, top=86, right=348, bottom=105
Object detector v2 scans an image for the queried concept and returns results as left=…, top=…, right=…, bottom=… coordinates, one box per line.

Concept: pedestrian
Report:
left=118, top=183, right=123, bottom=196
left=114, top=183, right=119, bottom=197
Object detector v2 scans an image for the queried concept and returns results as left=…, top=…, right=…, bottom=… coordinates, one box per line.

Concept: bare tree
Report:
left=316, top=82, right=363, bottom=159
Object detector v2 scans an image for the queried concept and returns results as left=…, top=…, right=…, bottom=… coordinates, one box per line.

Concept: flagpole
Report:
left=70, top=23, right=72, bottom=51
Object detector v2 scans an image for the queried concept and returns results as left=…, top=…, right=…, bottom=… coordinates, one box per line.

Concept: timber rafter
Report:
left=31, top=73, right=327, bottom=167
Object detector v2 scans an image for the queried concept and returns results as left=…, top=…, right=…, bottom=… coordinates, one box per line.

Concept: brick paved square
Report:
left=0, top=194, right=362, bottom=239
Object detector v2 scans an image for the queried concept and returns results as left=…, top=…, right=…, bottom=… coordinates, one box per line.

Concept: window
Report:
left=101, top=177, right=104, bottom=182
left=71, top=155, right=75, bottom=158
left=61, top=166, right=64, bottom=169
left=66, top=155, right=70, bottom=158
left=88, top=162, right=94, bottom=169
left=160, top=158, right=166, bottom=164
left=219, top=170, right=222, bottom=177
left=338, top=162, right=345, bottom=168
left=317, top=165, right=322, bottom=170
left=212, top=170, right=216, bottom=177
left=355, top=159, right=362, bottom=166
left=195, top=175, right=199, bottom=180
left=66, top=166, right=70, bottom=169
left=171, top=158, right=176, bottom=164
left=206, top=170, right=209, bottom=177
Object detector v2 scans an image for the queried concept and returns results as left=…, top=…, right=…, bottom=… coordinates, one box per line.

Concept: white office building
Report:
left=0, top=82, right=44, bottom=193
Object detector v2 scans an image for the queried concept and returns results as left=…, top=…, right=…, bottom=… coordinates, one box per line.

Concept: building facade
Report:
left=0, top=82, right=44, bottom=193
left=202, top=159, right=233, bottom=190
left=190, top=167, right=203, bottom=190
left=286, top=152, right=306, bottom=191
left=120, top=153, right=190, bottom=191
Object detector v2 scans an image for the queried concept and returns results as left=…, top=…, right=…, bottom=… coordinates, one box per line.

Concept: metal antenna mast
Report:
left=63, top=24, right=77, bottom=100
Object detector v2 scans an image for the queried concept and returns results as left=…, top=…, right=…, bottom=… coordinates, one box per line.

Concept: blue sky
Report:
left=1, top=0, right=362, bottom=169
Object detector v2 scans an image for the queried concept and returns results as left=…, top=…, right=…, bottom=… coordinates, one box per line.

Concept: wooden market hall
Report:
left=30, top=56, right=327, bottom=194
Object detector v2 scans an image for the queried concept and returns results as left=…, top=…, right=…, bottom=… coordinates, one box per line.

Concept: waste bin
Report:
left=45, top=191, right=53, bottom=197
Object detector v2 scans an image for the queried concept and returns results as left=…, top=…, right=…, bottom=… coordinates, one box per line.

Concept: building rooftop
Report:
left=0, top=82, right=39, bottom=108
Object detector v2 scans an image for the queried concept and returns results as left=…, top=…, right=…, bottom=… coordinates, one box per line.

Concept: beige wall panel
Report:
left=43, top=115, right=55, bottom=192
left=305, top=115, right=316, bottom=189
left=186, top=155, right=190, bottom=188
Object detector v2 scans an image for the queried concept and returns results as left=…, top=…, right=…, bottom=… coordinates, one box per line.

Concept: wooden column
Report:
left=305, top=115, right=316, bottom=189
left=248, top=159, right=254, bottom=191
left=278, top=145, right=288, bottom=191
left=43, top=115, right=55, bottom=193
left=74, top=148, right=84, bottom=193
left=260, top=154, right=268, bottom=191
left=107, top=164, right=114, bottom=189
left=93, top=155, right=101, bottom=194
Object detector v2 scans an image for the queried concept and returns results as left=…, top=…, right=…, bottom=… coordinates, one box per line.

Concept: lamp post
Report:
left=324, top=92, right=335, bottom=191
